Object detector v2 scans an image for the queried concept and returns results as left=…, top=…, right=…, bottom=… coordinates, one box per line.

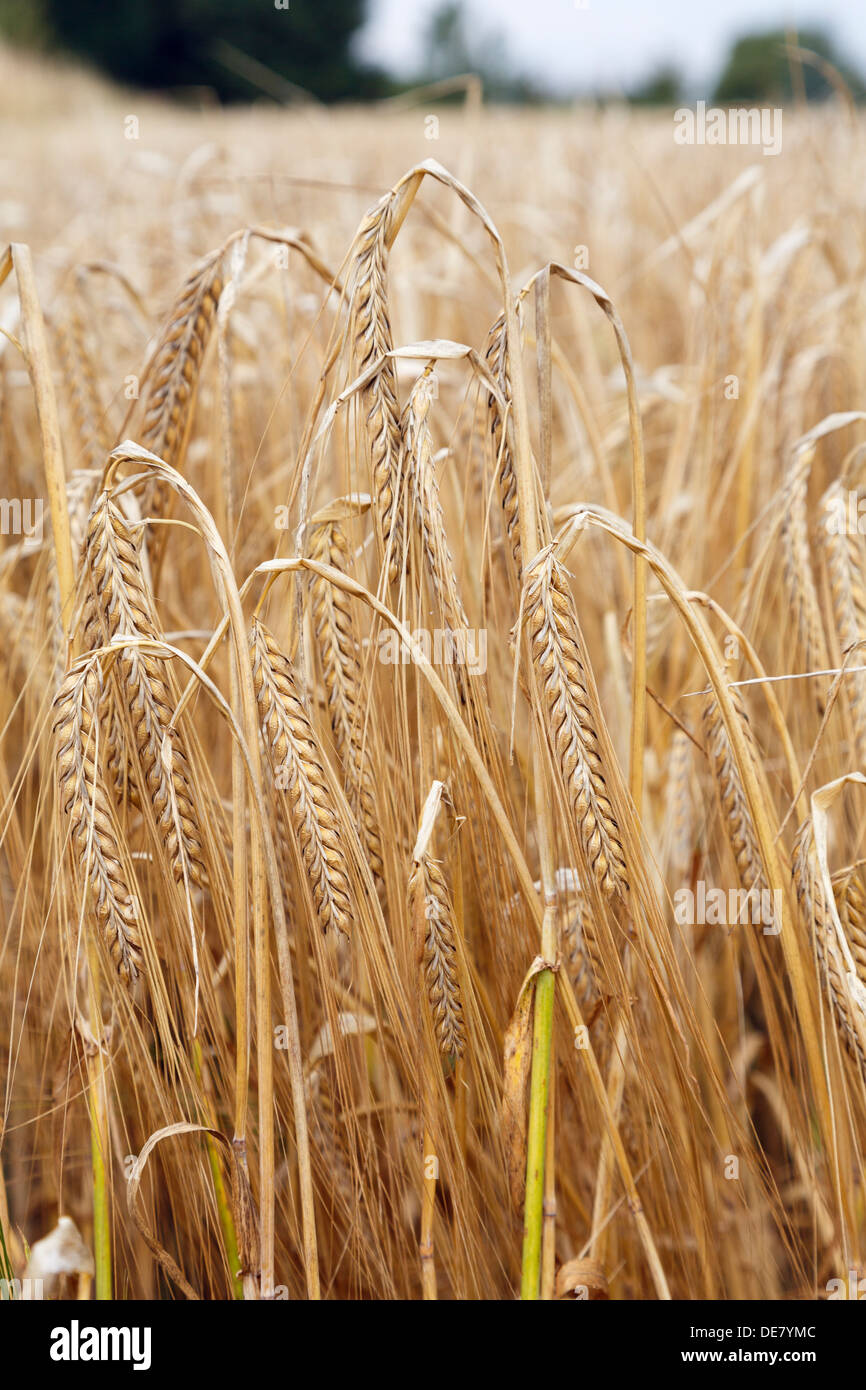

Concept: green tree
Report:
left=420, top=1, right=541, bottom=102
left=0, top=0, right=386, bottom=102
left=713, top=29, right=864, bottom=103
left=629, top=65, right=683, bottom=106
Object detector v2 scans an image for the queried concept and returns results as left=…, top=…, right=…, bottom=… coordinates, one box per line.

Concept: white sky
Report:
left=355, top=0, right=866, bottom=95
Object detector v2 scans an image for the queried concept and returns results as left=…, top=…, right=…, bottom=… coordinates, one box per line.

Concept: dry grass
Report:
left=3, top=50, right=866, bottom=1301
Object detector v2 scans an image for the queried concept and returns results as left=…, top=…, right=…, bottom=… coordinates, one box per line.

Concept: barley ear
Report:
left=53, top=659, right=144, bottom=988
left=523, top=547, right=629, bottom=902
left=250, top=618, right=353, bottom=945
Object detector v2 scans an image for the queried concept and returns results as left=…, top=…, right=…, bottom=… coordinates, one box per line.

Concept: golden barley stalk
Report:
left=250, top=618, right=353, bottom=943
left=793, top=818, right=866, bottom=1070
left=523, top=548, right=628, bottom=901
left=308, top=521, right=384, bottom=886
left=82, top=491, right=206, bottom=886
left=409, top=853, right=465, bottom=1057
left=347, top=193, right=405, bottom=585
left=53, top=659, right=144, bottom=987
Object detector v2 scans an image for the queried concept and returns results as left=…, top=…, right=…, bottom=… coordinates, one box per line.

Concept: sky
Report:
left=355, top=0, right=866, bottom=95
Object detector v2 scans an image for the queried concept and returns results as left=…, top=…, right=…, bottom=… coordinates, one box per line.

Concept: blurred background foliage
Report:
left=0, top=0, right=862, bottom=105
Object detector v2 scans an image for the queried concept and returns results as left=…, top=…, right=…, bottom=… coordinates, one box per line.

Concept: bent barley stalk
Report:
left=53, top=659, right=144, bottom=987
left=250, top=617, right=353, bottom=944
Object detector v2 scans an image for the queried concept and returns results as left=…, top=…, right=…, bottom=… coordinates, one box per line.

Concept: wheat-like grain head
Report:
left=53, top=658, right=144, bottom=987
left=307, top=520, right=385, bottom=888
left=139, top=248, right=224, bottom=575
left=701, top=687, right=769, bottom=902
left=793, top=818, right=866, bottom=1072
left=250, top=617, right=353, bottom=945
left=409, top=852, right=465, bottom=1058
left=821, top=480, right=866, bottom=763
left=781, top=449, right=829, bottom=708
left=82, top=490, right=206, bottom=888
left=347, top=193, right=405, bottom=586
left=485, top=311, right=521, bottom=574
left=403, top=368, right=470, bottom=639
left=523, top=547, right=629, bottom=902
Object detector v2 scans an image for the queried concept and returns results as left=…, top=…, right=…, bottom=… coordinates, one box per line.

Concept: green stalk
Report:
left=193, top=1040, right=243, bottom=1298
left=500, top=279, right=559, bottom=1301
left=520, top=968, right=554, bottom=1298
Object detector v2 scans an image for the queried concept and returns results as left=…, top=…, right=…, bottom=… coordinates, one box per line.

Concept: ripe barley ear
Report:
left=409, top=853, right=465, bottom=1058
left=82, top=491, right=206, bottom=887
left=308, top=520, right=385, bottom=888
left=794, top=819, right=866, bottom=1071
left=523, top=548, right=628, bottom=902
left=53, top=659, right=144, bottom=987
left=250, top=618, right=353, bottom=944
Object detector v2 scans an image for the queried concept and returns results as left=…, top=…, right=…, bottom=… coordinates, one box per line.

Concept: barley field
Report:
left=2, top=44, right=866, bottom=1302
